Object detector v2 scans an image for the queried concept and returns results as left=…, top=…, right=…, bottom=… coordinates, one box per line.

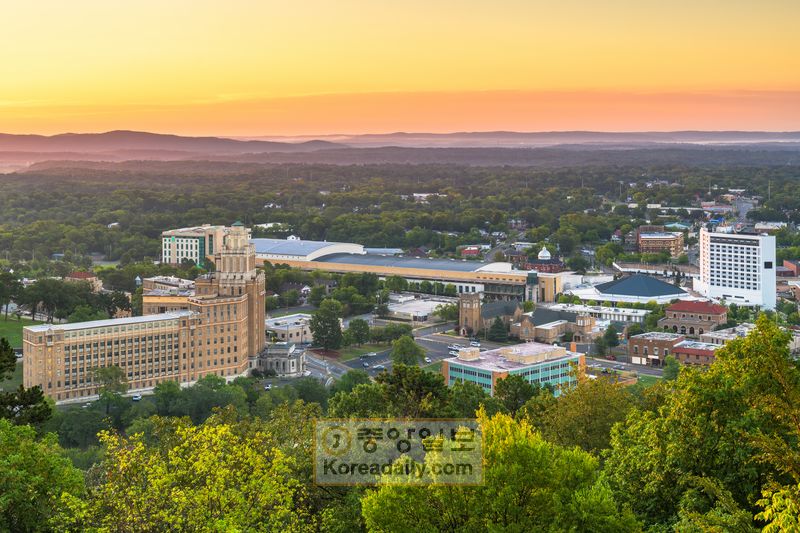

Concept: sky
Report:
left=1, top=0, right=799, bottom=135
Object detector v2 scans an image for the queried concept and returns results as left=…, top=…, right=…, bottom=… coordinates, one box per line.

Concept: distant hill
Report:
left=242, top=130, right=800, bottom=148
left=0, top=130, right=342, bottom=159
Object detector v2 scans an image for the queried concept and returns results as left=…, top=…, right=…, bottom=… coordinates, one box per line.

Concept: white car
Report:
left=365, top=352, right=378, bottom=357
left=469, top=341, right=481, bottom=347
left=447, top=344, right=462, bottom=351
left=448, top=350, right=459, bottom=356
left=424, top=356, right=432, bottom=364
left=131, top=394, right=142, bottom=401
left=264, top=383, right=272, bottom=391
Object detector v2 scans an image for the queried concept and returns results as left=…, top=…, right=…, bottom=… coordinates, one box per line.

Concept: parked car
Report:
left=131, top=394, right=142, bottom=401
left=469, top=340, right=481, bottom=347
left=448, top=350, right=459, bottom=356
left=366, top=352, right=378, bottom=357
left=447, top=344, right=463, bottom=351
left=264, top=383, right=272, bottom=391
left=424, top=356, right=432, bottom=364
left=362, top=362, right=370, bottom=368
left=373, top=364, right=386, bottom=371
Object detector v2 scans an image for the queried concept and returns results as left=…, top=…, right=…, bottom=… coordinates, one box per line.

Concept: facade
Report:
left=25, top=224, right=266, bottom=402
left=511, top=310, right=597, bottom=344
left=628, top=332, right=684, bottom=366
left=442, top=342, right=584, bottom=396
left=64, top=271, right=103, bottom=293
left=637, top=228, right=684, bottom=257
left=545, top=303, right=649, bottom=323
left=457, top=293, right=522, bottom=336
left=525, top=246, right=566, bottom=273
left=256, top=343, right=306, bottom=378
left=695, top=228, right=776, bottom=309
left=161, top=224, right=236, bottom=267
left=266, top=313, right=312, bottom=344
left=658, top=300, right=728, bottom=337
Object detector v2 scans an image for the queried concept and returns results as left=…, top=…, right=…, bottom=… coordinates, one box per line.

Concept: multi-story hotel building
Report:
left=23, top=223, right=266, bottom=402
left=694, top=228, right=776, bottom=309
left=161, top=224, right=247, bottom=267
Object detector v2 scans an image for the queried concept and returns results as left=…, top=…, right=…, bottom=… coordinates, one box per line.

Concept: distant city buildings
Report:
left=442, top=342, right=584, bottom=396
left=24, top=224, right=266, bottom=402
left=695, top=228, right=776, bottom=309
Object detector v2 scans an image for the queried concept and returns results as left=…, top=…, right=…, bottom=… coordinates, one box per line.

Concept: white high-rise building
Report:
left=695, top=228, right=776, bottom=310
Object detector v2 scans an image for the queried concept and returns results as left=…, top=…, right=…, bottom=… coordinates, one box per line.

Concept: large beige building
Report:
left=23, top=223, right=266, bottom=402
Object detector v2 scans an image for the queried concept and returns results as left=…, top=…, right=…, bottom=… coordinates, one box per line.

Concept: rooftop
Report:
left=66, top=271, right=97, bottom=279
left=314, top=252, right=511, bottom=273
left=25, top=311, right=193, bottom=333
left=631, top=332, right=684, bottom=341
left=674, top=340, right=719, bottom=353
left=666, top=300, right=727, bottom=314
left=702, top=323, right=755, bottom=340
left=546, top=303, right=650, bottom=317
left=639, top=232, right=682, bottom=239
left=251, top=238, right=363, bottom=259
left=265, top=313, right=312, bottom=328
left=445, top=342, right=582, bottom=373
left=595, top=274, right=686, bottom=298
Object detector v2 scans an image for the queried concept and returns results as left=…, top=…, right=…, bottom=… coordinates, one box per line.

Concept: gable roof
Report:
left=480, top=300, right=522, bottom=320
left=666, top=300, right=727, bottom=315
left=595, top=274, right=686, bottom=298
left=525, top=307, right=579, bottom=325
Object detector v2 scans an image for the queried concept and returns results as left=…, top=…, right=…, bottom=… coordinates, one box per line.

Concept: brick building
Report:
left=658, top=300, right=728, bottom=337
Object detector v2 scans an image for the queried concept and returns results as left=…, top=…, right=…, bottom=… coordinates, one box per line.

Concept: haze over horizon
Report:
left=3, top=1, right=799, bottom=136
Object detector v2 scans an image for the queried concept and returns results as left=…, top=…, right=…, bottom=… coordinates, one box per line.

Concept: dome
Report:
left=537, top=246, right=551, bottom=260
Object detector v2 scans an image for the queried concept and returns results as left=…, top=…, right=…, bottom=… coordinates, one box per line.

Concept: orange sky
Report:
left=2, top=1, right=799, bottom=135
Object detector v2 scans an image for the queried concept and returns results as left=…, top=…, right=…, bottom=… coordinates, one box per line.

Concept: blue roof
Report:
left=251, top=238, right=349, bottom=257
left=595, top=274, right=686, bottom=298
left=314, top=253, right=495, bottom=272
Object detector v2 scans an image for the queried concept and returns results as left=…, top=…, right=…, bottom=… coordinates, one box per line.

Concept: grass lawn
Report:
left=336, top=343, right=390, bottom=362
left=0, top=317, right=43, bottom=348
left=423, top=361, right=443, bottom=374
left=633, top=374, right=662, bottom=387
left=0, top=362, right=23, bottom=392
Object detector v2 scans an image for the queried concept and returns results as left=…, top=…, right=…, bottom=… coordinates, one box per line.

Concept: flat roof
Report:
left=639, top=232, right=681, bottom=239
left=314, top=252, right=502, bottom=273
left=252, top=238, right=356, bottom=256
left=445, top=342, right=582, bottom=373
left=25, top=311, right=193, bottom=333
left=631, top=332, right=683, bottom=341
left=675, top=340, right=719, bottom=351
left=702, top=323, right=755, bottom=340
left=546, top=303, right=650, bottom=316
left=265, top=313, right=312, bottom=328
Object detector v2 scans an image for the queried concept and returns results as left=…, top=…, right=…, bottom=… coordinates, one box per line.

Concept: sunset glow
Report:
left=2, top=0, right=799, bottom=134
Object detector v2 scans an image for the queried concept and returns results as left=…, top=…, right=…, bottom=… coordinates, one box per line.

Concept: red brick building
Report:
left=658, top=300, right=728, bottom=337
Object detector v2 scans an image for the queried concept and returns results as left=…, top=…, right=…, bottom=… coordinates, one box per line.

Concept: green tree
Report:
left=375, top=365, right=450, bottom=418
left=361, top=411, right=640, bottom=532
left=487, top=316, right=508, bottom=342
left=390, top=335, right=425, bottom=366
left=520, top=374, right=632, bottom=455
left=93, top=365, right=129, bottom=415
left=384, top=275, right=408, bottom=292
left=0, top=420, right=84, bottom=531
left=662, top=355, right=680, bottom=381
left=0, top=272, right=22, bottom=321
left=329, top=370, right=371, bottom=396
left=0, top=337, right=14, bottom=379
left=604, top=325, right=620, bottom=347
left=57, top=415, right=316, bottom=532
left=494, top=374, right=539, bottom=416
left=432, top=303, right=459, bottom=322
left=346, top=318, right=370, bottom=346
left=0, top=337, right=52, bottom=426
left=310, top=299, right=343, bottom=350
